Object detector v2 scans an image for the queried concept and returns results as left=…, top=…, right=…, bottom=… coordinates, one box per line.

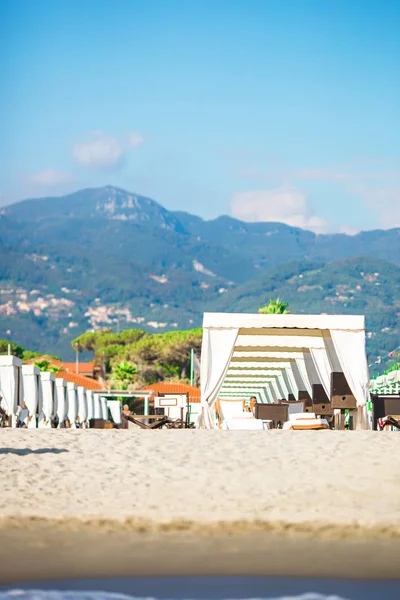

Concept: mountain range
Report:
left=0, top=185, right=399, bottom=370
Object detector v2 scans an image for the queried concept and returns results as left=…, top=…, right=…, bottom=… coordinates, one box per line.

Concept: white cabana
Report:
left=67, top=382, right=78, bottom=427
left=100, top=396, right=109, bottom=421
left=77, top=386, right=88, bottom=425
left=39, top=371, right=55, bottom=428
left=107, top=399, right=122, bottom=425
left=55, top=378, right=68, bottom=427
left=200, top=313, right=370, bottom=429
left=93, top=392, right=102, bottom=419
left=0, top=355, right=23, bottom=426
left=86, top=390, right=95, bottom=422
left=370, top=370, right=400, bottom=392
left=22, top=364, right=41, bottom=428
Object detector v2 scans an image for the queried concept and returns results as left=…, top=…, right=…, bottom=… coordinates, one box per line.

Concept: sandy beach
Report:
left=1, top=429, right=400, bottom=583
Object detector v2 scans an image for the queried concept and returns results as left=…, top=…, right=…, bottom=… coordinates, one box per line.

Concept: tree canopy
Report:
left=71, top=327, right=202, bottom=387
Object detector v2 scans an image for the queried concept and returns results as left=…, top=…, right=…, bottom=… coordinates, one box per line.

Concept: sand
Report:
left=1, top=429, right=400, bottom=582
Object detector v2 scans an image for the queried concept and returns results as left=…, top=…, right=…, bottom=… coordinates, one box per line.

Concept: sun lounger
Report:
left=122, top=414, right=170, bottom=429
left=123, top=413, right=190, bottom=429
left=371, top=394, right=400, bottom=430
left=222, top=417, right=266, bottom=430
left=282, top=412, right=330, bottom=430
left=377, top=415, right=400, bottom=431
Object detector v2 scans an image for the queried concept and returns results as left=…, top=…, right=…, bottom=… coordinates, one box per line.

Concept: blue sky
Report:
left=1, top=0, right=399, bottom=233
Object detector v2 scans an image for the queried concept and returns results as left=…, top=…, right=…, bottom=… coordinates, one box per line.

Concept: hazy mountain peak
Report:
left=2, top=185, right=186, bottom=232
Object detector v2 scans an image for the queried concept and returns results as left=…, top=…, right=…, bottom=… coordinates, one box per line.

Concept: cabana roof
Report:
left=203, top=312, right=365, bottom=331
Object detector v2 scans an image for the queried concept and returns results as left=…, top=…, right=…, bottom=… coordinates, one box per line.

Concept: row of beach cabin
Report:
left=0, top=355, right=118, bottom=428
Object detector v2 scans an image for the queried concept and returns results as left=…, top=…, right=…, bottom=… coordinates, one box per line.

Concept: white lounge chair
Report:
left=222, top=417, right=266, bottom=430
left=218, top=398, right=269, bottom=430
left=283, top=412, right=330, bottom=430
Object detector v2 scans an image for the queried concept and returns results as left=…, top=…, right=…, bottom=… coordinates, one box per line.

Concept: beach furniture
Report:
left=331, top=372, right=357, bottom=409
left=299, top=390, right=313, bottom=412
left=254, top=403, right=288, bottom=427
left=221, top=416, right=265, bottom=430
left=312, top=383, right=333, bottom=416
left=282, top=412, right=330, bottom=430
left=377, top=415, right=400, bottom=431
left=331, top=372, right=360, bottom=430
left=154, top=394, right=188, bottom=424
left=22, top=364, right=41, bottom=428
left=216, top=398, right=256, bottom=429
left=370, top=394, right=400, bottom=430
left=122, top=413, right=173, bottom=429
left=254, top=400, right=305, bottom=428
left=217, top=398, right=247, bottom=420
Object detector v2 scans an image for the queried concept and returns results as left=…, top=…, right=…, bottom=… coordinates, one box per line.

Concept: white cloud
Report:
left=352, top=183, right=400, bottom=229
left=29, top=169, right=74, bottom=186
left=73, top=132, right=125, bottom=169
left=236, top=157, right=400, bottom=232
left=230, top=186, right=329, bottom=234
left=128, top=131, right=145, bottom=148
left=290, top=161, right=400, bottom=230
left=72, top=130, right=145, bottom=169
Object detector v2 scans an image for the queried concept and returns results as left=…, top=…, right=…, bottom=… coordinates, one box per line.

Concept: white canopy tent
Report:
left=200, top=313, right=370, bottom=429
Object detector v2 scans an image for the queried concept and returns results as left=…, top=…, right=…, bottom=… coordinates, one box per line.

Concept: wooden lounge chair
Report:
left=122, top=413, right=192, bottom=429
left=377, top=415, right=400, bottom=431
left=123, top=414, right=171, bottom=429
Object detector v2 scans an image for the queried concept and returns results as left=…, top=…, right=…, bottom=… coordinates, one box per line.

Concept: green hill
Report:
left=212, top=256, right=400, bottom=373
left=0, top=185, right=399, bottom=368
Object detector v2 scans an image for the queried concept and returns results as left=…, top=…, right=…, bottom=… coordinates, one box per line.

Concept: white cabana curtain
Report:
left=289, top=360, right=307, bottom=396
left=200, top=327, right=239, bottom=428
left=87, top=391, right=94, bottom=421
left=271, top=379, right=282, bottom=400
left=294, top=357, right=313, bottom=396
left=107, top=400, right=122, bottom=425
left=330, top=329, right=370, bottom=407
left=309, top=347, right=332, bottom=397
left=285, top=364, right=299, bottom=397
left=263, top=386, right=273, bottom=403
left=277, top=372, right=289, bottom=398
left=55, top=381, right=68, bottom=425
left=281, top=368, right=295, bottom=397
left=266, top=381, right=277, bottom=402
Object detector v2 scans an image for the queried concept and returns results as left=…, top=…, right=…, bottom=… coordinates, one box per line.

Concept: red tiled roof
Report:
left=55, top=370, right=103, bottom=390
left=143, top=382, right=201, bottom=403
left=25, top=357, right=96, bottom=378
left=62, top=362, right=94, bottom=375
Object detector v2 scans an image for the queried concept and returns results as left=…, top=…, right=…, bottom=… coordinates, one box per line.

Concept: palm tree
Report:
left=258, top=298, right=290, bottom=314
left=112, top=361, right=138, bottom=390
left=34, top=359, right=61, bottom=374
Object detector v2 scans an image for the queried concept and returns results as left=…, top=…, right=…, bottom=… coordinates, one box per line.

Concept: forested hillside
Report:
left=0, top=185, right=399, bottom=369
